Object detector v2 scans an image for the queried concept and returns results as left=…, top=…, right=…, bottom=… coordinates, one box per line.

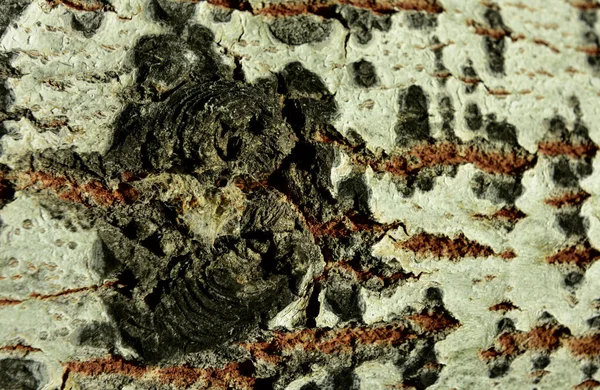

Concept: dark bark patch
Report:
left=395, top=85, right=431, bottom=145
left=351, top=59, right=379, bottom=88
left=0, top=359, right=47, bottom=390
left=269, top=15, right=333, bottom=46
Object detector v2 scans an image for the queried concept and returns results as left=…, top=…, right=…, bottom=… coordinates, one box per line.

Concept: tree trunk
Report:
left=1, top=0, right=599, bottom=389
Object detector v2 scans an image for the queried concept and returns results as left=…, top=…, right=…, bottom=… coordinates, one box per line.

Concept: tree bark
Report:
left=1, top=0, right=599, bottom=389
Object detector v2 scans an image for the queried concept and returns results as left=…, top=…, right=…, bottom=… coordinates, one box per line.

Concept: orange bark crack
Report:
left=65, top=357, right=255, bottom=389
left=488, top=301, right=520, bottom=313
left=545, top=191, right=591, bottom=208
left=12, top=171, right=138, bottom=207
left=546, top=242, right=600, bottom=268
left=208, top=0, right=444, bottom=16
left=241, top=323, right=431, bottom=364
left=538, top=140, right=598, bottom=159
left=397, top=232, right=499, bottom=260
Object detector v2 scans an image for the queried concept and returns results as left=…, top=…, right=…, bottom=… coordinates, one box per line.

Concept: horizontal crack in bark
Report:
left=569, top=0, right=600, bottom=10
left=357, top=143, right=533, bottom=176
left=395, top=232, right=514, bottom=261
left=207, top=0, right=444, bottom=17
left=538, top=140, right=598, bottom=158
left=0, top=344, right=42, bottom=353
left=0, top=281, right=117, bottom=306
left=533, top=38, right=561, bottom=53
left=46, top=0, right=115, bottom=12
left=480, top=324, right=570, bottom=360
left=570, top=334, right=600, bottom=357
left=407, top=311, right=460, bottom=333
left=472, top=206, right=527, bottom=222
left=545, top=191, right=591, bottom=208
left=546, top=242, right=600, bottom=268
left=315, top=135, right=535, bottom=176
left=323, top=260, right=421, bottom=285
left=65, top=357, right=255, bottom=389
left=241, top=316, right=457, bottom=364
left=574, top=379, right=600, bottom=389
left=482, top=324, right=600, bottom=362
left=307, top=214, right=400, bottom=239
left=10, top=171, right=138, bottom=207
left=488, top=301, right=520, bottom=313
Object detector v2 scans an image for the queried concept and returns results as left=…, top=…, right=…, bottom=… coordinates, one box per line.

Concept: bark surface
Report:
left=1, top=0, right=600, bottom=389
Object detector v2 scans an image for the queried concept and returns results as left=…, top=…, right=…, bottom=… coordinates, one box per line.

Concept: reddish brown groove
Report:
left=307, top=217, right=357, bottom=239
left=480, top=325, right=570, bottom=361
left=487, top=89, right=511, bottom=96
left=351, top=143, right=534, bottom=176
left=233, top=179, right=269, bottom=191
left=545, top=191, right=591, bottom=208
left=488, top=301, right=520, bottom=313
left=12, top=171, right=138, bottom=207
left=0, top=344, right=42, bottom=353
left=29, top=281, right=117, bottom=300
left=206, top=0, right=253, bottom=12
left=66, top=356, right=147, bottom=378
left=65, top=356, right=255, bottom=389
left=526, top=325, right=569, bottom=351
left=577, top=46, right=600, bottom=56
left=407, top=311, right=460, bottom=333
left=157, top=364, right=254, bottom=389
left=459, top=76, right=481, bottom=86
left=0, top=281, right=117, bottom=306
left=240, top=319, right=457, bottom=364
left=467, top=144, right=534, bottom=173
left=0, top=298, right=23, bottom=307
left=538, top=141, right=598, bottom=159
left=307, top=214, right=399, bottom=240
left=37, top=117, right=69, bottom=129
left=473, top=206, right=527, bottom=222
left=546, top=242, right=600, bottom=268
left=46, top=0, right=115, bottom=12
left=347, top=212, right=403, bottom=233
left=313, top=134, right=535, bottom=176
left=569, top=334, right=600, bottom=357
left=472, top=207, right=525, bottom=222
left=499, top=249, right=517, bottom=259
left=575, top=379, right=600, bottom=390
left=533, top=38, right=560, bottom=53
left=328, top=261, right=418, bottom=285
left=466, top=20, right=509, bottom=39
left=569, top=0, right=600, bottom=10
left=396, top=232, right=505, bottom=260
left=208, top=0, right=444, bottom=16
left=434, top=70, right=452, bottom=79
left=415, top=143, right=532, bottom=175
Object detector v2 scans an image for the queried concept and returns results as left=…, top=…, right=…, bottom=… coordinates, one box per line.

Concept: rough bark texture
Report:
left=1, top=0, right=600, bottom=389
